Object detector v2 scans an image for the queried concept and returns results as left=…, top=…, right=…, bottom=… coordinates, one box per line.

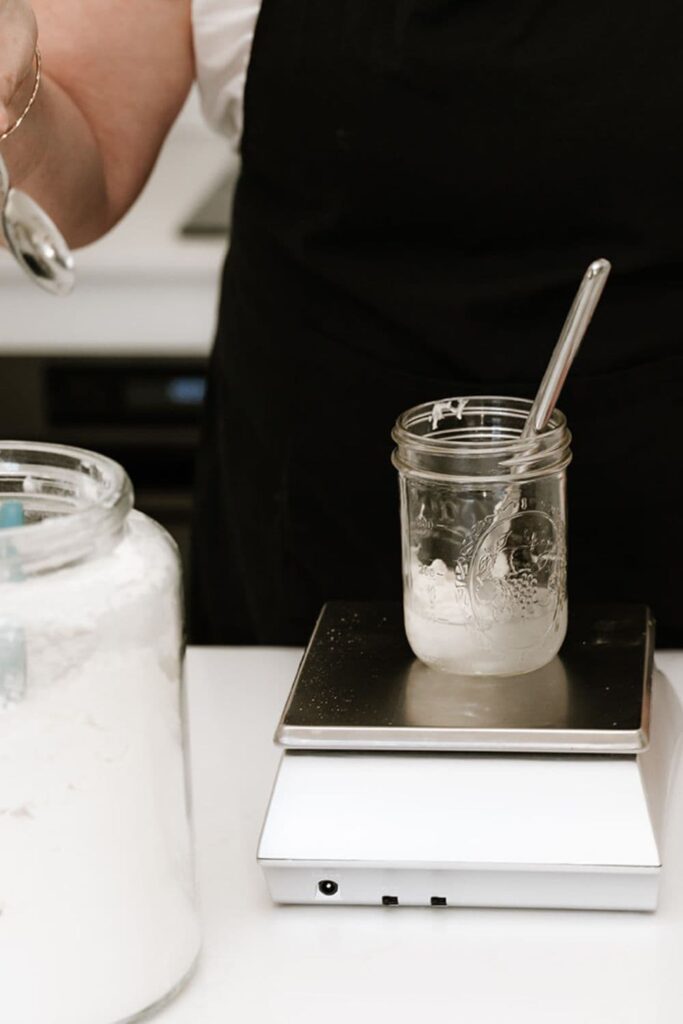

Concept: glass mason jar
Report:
left=0, top=442, right=200, bottom=1024
left=392, top=397, right=572, bottom=676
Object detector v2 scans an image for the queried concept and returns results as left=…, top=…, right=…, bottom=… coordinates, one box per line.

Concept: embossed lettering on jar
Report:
left=392, top=397, right=572, bottom=676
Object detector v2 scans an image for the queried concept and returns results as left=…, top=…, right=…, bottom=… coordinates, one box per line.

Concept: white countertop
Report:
left=158, top=646, right=683, bottom=1024
left=0, top=95, right=232, bottom=357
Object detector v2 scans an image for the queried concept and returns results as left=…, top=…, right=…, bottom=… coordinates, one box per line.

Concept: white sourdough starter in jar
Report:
left=405, top=554, right=567, bottom=676
left=0, top=512, right=200, bottom=1024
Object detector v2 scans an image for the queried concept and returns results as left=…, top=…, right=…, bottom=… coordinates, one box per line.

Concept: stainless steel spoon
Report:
left=522, top=257, right=611, bottom=438
left=493, top=258, right=611, bottom=522
left=0, top=154, right=75, bottom=295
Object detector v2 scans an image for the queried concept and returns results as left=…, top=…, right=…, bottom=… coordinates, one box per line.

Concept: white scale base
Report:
left=259, top=750, right=660, bottom=911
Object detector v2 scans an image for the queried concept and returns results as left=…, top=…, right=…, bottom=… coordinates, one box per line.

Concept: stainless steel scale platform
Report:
left=258, top=603, right=664, bottom=911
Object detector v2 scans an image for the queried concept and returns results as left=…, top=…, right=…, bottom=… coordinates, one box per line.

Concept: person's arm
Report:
left=0, top=0, right=194, bottom=246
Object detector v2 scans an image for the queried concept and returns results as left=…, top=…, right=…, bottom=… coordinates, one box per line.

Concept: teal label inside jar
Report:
left=0, top=500, right=27, bottom=706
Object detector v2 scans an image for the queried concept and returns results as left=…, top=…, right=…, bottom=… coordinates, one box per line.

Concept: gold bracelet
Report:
left=0, top=47, right=42, bottom=143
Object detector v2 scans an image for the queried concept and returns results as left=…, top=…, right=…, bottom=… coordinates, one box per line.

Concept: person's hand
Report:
left=0, top=0, right=38, bottom=136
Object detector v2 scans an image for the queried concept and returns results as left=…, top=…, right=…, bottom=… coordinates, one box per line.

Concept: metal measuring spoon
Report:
left=0, top=154, right=75, bottom=295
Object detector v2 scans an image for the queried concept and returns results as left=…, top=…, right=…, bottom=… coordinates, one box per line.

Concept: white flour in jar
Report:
left=0, top=512, right=200, bottom=1024
left=405, top=556, right=566, bottom=675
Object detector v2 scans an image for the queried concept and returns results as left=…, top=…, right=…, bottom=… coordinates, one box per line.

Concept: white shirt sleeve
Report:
left=191, top=0, right=262, bottom=146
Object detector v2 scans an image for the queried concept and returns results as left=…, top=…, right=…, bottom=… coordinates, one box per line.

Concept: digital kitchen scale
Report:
left=258, top=602, right=669, bottom=911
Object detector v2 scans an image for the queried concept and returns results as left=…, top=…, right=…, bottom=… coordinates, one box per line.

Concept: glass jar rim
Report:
left=392, top=395, right=569, bottom=457
left=0, top=440, right=133, bottom=576
left=392, top=396, right=572, bottom=483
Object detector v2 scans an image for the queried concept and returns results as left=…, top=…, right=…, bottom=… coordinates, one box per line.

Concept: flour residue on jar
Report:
left=429, top=398, right=468, bottom=431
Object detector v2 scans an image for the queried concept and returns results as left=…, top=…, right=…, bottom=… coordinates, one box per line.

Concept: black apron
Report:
left=191, top=0, right=683, bottom=646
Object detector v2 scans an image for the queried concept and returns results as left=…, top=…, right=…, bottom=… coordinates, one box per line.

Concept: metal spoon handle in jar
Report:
left=522, top=258, right=611, bottom=438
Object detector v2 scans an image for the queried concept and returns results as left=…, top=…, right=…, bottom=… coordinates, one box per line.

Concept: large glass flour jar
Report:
left=0, top=442, right=200, bottom=1024
left=392, top=397, right=572, bottom=676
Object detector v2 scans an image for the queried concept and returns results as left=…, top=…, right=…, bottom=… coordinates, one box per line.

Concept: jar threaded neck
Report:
left=392, top=396, right=572, bottom=483
left=0, top=441, right=133, bottom=578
